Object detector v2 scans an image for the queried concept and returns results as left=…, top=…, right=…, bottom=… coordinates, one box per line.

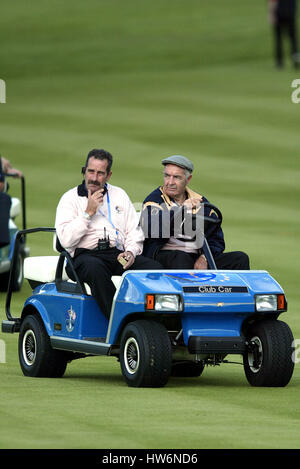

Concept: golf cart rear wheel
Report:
left=243, top=319, right=294, bottom=387
left=19, top=314, right=67, bottom=378
left=120, top=320, right=172, bottom=388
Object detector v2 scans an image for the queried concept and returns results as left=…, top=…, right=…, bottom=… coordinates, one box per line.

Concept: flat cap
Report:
left=161, top=155, right=194, bottom=173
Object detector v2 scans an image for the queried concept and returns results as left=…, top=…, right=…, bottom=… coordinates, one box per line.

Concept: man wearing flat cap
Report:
left=141, top=155, right=249, bottom=270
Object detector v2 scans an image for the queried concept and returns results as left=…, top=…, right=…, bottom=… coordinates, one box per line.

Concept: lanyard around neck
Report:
left=98, top=188, right=118, bottom=234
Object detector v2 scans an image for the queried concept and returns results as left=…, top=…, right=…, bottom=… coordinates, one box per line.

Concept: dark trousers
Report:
left=156, top=250, right=250, bottom=270
left=66, top=247, right=162, bottom=319
left=274, top=17, right=298, bottom=67
left=0, top=192, right=11, bottom=248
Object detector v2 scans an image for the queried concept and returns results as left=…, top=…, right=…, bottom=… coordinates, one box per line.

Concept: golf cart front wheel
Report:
left=19, top=314, right=67, bottom=378
left=120, top=320, right=172, bottom=388
left=243, top=319, right=294, bottom=387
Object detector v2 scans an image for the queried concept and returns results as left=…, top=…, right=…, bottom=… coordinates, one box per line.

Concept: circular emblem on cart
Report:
left=166, top=272, right=216, bottom=283
left=66, top=306, right=76, bottom=332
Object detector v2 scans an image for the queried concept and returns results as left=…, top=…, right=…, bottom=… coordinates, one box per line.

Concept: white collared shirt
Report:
left=55, top=183, right=144, bottom=257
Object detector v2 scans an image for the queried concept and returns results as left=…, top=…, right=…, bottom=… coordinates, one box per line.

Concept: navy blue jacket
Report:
left=141, top=186, right=225, bottom=260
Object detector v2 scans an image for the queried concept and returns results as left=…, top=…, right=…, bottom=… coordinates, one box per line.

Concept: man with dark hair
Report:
left=0, top=156, right=23, bottom=248
left=55, top=149, right=162, bottom=319
left=141, top=155, right=249, bottom=271
left=269, top=0, right=299, bottom=68
left=84, top=148, right=113, bottom=173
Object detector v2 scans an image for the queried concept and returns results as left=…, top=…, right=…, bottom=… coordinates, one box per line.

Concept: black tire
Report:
left=243, top=319, right=294, bottom=387
left=120, top=320, right=172, bottom=387
left=19, top=314, right=67, bottom=378
left=171, top=360, right=205, bottom=378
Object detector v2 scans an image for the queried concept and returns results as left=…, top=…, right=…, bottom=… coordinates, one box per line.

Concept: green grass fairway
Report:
left=1, top=0, right=300, bottom=449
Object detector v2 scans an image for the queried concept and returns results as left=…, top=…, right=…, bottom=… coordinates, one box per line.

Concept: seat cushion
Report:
left=24, top=256, right=122, bottom=293
left=24, top=256, right=67, bottom=283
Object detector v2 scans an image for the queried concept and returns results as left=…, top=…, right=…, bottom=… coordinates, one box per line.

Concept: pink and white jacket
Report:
left=55, top=182, right=144, bottom=258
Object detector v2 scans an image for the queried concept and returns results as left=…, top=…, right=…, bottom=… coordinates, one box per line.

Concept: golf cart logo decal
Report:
left=183, top=285, right=249, bottom=293
left=66, top=306, right=76, bottom=332
left=166, top=272, right=217, bottom=283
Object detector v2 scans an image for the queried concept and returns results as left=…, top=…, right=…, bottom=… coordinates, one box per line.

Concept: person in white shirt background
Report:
left=55, top=148, right=162, bottom=319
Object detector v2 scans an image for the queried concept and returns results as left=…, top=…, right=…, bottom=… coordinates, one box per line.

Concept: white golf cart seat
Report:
left=24, top=256, right=69, bottom=284
left=24, top=241, right=123, bottom=295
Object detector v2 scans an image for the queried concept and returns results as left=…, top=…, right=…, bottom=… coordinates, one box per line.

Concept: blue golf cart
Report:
left=1, top=204, right=295, bottom=387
